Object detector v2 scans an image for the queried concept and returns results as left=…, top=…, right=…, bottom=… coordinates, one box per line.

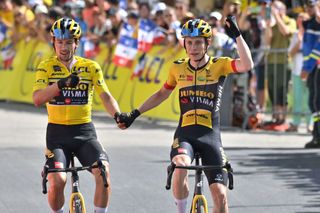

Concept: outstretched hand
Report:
left=225, top=15, right=241, bottom=39
left=114, top=112, right=126, bottom=129
left=114, top=109, right=141, bottom=129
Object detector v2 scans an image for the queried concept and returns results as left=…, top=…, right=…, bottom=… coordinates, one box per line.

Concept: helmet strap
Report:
left=195, top=49, right=206, bottom=62
left=199, top=38, right=210, bottom=60
left=52, top=37, right=56, bottom=51
left=73, top=39, right=79, bottom=54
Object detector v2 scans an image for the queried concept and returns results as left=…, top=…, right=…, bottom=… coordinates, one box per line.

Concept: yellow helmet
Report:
left=181, top=19, right=212, bottom=38
left=50, top=18, right=81, bottom=39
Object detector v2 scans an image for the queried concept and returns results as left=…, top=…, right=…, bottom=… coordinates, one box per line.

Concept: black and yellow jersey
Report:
left=164, top=56, right=237, bottom=133
left=33, top=56, right=109, bottom=125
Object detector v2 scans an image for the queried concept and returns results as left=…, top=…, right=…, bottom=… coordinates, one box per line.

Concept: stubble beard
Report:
left=58, top=52, right=73, bottom=64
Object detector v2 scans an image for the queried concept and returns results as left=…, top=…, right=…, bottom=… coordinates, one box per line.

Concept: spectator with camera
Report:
left=262, top=0, right=296, bottom=131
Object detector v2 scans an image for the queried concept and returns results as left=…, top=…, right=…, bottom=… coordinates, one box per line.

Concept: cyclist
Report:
left=117, top=17, right=253, bottom=213
left=33, top=18, right=121, bottom=213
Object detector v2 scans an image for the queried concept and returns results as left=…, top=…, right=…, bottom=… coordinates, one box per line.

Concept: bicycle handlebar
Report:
left=41, top=160, right=108, bottom=194
left=165, top=162, right=234, bottom=190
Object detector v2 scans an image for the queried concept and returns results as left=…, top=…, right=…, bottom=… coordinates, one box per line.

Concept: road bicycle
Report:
left=166, top=153, right=234, bottom=213
left=42, top=153, right=108, bottom=213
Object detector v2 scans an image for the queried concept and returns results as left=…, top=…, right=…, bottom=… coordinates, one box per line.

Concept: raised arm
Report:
left=225, top=15, right=254, bottom=73
left=234, top=36, right=254, bottom=72
left=273, top=7, right=291, bottom=36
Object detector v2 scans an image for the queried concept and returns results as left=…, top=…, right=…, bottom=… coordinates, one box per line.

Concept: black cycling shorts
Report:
left=45, top=122, right=108, bottom=169
left=170, top=129, right=229, bottom=186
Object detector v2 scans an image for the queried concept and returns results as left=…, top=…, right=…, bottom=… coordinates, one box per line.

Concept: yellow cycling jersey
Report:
left=164, top=56, right=237, bottom=129
left=33, top=55, right=109, bottom=125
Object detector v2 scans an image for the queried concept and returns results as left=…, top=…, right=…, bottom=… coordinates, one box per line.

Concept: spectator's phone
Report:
left=266, top=6, right=271, bottom=20
left=249, top=6, right=260, bottom=14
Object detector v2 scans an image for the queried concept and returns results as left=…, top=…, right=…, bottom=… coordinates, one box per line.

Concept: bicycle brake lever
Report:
left=225, top=162, right=234, bottom=190
left=165, top=162, right=176, bottom=190
left=97, top=161, right=108, bottom=188
left=42, top=165, right=49, bottom=194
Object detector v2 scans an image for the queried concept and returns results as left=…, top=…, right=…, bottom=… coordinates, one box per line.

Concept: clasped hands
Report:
left=114, top=109, right=141, bottom=129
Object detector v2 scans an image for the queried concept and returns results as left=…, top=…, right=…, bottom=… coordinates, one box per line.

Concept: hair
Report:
left=138, top=2, right=150, bottom=11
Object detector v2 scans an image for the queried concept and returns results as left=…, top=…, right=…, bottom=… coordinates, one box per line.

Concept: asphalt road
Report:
left=0, top=101, right=319, bottom=213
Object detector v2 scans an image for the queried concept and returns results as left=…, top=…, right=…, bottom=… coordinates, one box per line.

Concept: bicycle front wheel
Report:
left=69, top=192, right=86, bottom=213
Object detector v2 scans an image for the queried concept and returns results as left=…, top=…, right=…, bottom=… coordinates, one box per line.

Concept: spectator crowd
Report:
left=0, top=0, right=319, bottom=139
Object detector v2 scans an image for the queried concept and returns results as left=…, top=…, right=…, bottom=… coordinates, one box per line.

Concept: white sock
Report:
left=94, top=206, right=108, bottom=213
left=52, top=208, right=63, bottom=213
left=175, top=197, right=188, bottom=213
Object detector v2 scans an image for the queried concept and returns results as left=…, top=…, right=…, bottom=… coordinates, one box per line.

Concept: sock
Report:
left=52, top=208, right=63, bottom=213
left=94, top=206, right=108, bottom=213
left=175, top=197, right=188, bottom=213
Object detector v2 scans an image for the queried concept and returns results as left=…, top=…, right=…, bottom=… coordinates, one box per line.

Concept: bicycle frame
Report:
left=42, top=154, right=108, bottom=213
left=191, top=153, right=208, bottom=213
left=166, top=153, right=233, bottom=213
left=69, top=155, right=86, bottom=213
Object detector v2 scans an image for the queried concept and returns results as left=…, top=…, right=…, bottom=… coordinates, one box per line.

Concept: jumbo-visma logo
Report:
left=62, top=83, right=88, bottom=98
left=180, top=89, right=214, bottom=99
left=77, top=83, right=88, bottom=91
left=181, top=97, right=189, bottom=104
left=180, top=89, right=215, bottom=108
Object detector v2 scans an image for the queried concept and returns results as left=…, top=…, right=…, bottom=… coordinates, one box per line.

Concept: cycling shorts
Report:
left=45, top=122, right=108, bottom=169
left=170, top=128, right=228, bottom=186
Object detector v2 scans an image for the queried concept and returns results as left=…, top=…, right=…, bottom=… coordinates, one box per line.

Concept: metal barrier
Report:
left=232, top=47, right=312, bottom=131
